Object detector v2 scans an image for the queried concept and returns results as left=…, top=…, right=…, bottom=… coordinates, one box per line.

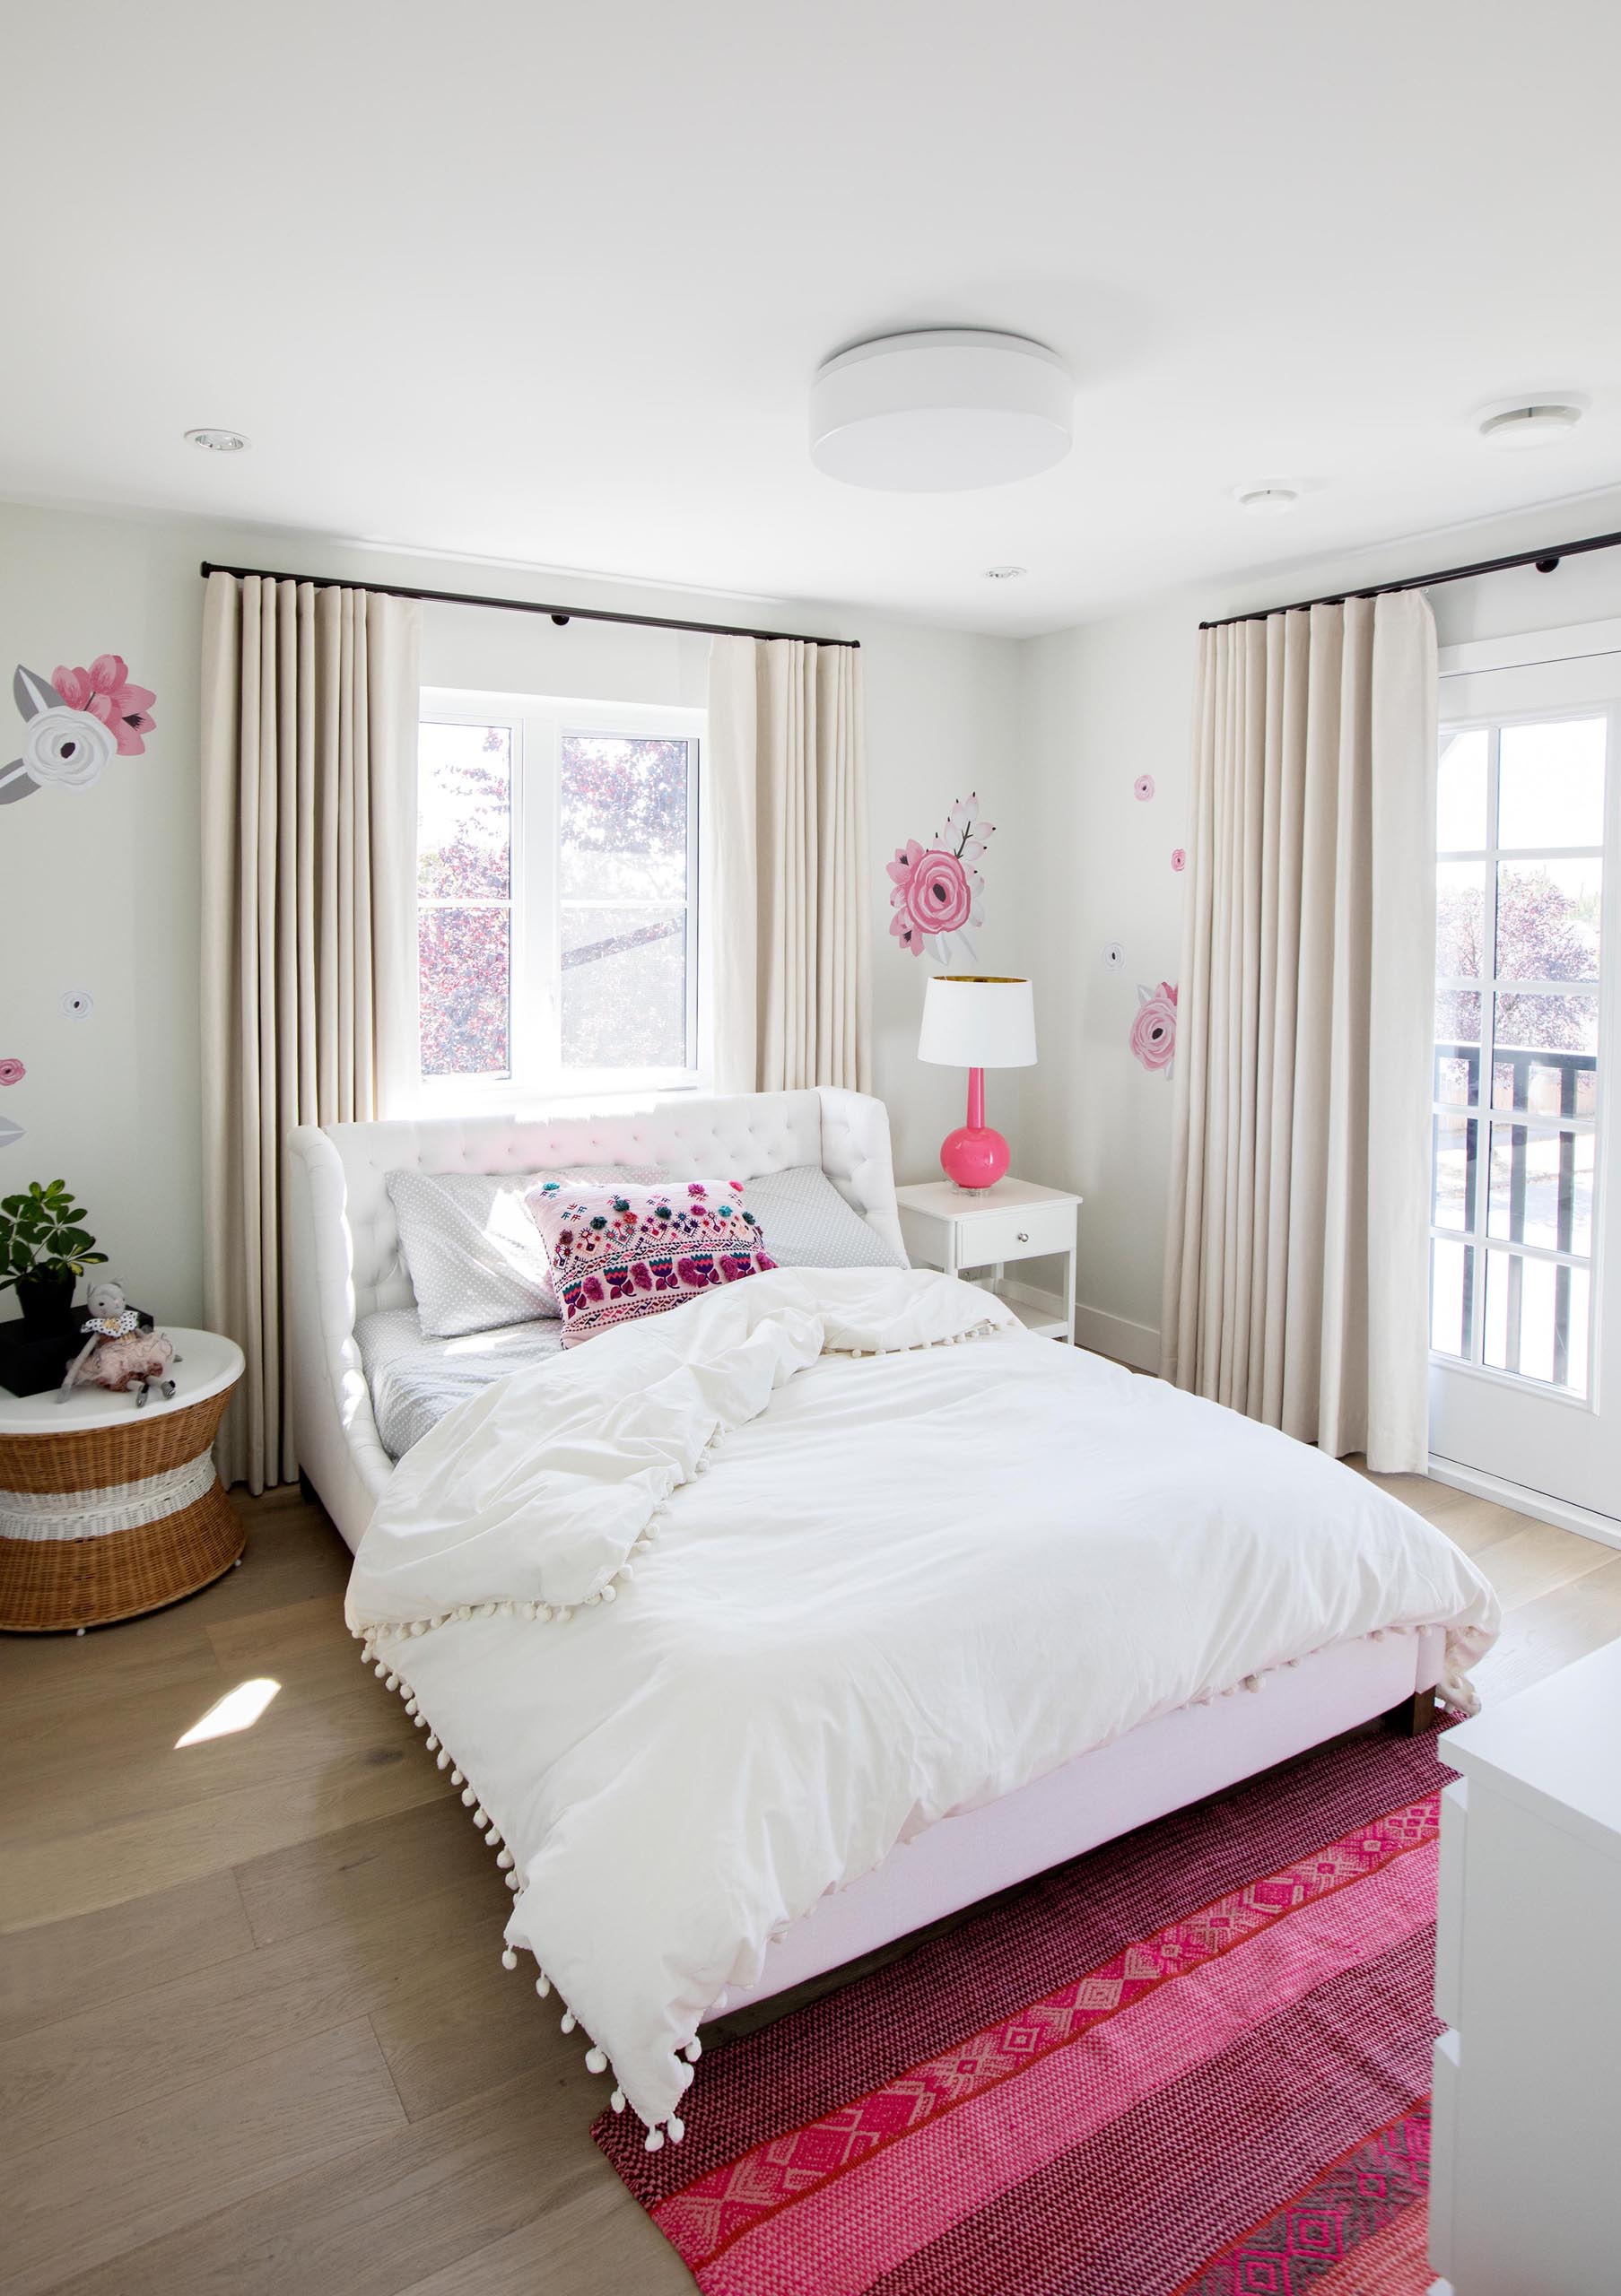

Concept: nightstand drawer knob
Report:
left=1016, top=1230, right=1030, bottom=1242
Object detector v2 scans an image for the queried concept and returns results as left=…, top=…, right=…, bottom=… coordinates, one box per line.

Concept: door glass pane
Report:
left=1436, top=862, right=1486, bottom=978
left=1495, top=857, right=1601, bottom=981
left=1498, top=718, right=1606, bottom=849
left=1487, top=1125, right=1594, bottom=1256
left=1436, top=987, right=1482, bottom=1048
left=1432, top=1113, right=1477, bottom=1231
left=1495, top=990, right=1599, bottom=1060
left=418, top=724, right=511, bottom=900
left=1491, top=1051, right=1598, bottom=1117
left=1483, top=1248, right=1590, bottom=1397
left=1431, top=1237, right=1472, bottom=1359
left=418, top=907, right=510, bottom=1077
left=1437, top=728, right=1489, bottom=852
left=1434, top=1051, right=1479, bottom=1108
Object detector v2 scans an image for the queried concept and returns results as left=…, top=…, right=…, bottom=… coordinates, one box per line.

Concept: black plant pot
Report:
left=15, top=1270, right=76, bottom=1335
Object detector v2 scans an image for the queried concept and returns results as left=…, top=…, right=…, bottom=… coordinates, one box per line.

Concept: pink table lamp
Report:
left=918, top=975, right=1037, bottom=1190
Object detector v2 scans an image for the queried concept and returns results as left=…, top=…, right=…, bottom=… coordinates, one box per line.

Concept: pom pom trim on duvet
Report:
left=344, top=1266, right=1499, bottom=2144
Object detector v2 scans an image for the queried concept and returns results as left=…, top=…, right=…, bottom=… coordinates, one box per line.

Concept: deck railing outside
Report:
left=1432, top=1040, right=1597, bottom=1389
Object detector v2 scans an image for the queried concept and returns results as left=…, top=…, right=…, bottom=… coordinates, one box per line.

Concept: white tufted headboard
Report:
left=285, top=1088, right=903, bottom=1550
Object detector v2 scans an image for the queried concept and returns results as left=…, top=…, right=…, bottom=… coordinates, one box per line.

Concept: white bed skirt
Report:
left=717, top=1624, right=1442, bottom=2017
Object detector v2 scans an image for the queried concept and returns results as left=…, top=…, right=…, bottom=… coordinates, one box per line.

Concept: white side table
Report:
left=0, top=1328, right=245, bottom=1632
left=895, top=1178, right=1080, bottom=1342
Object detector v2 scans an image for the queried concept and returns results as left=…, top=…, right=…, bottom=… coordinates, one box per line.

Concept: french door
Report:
left=1428, top=627, right=1621, bottom=1531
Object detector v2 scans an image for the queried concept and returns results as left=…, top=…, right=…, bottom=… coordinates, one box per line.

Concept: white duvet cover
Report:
left=346, top=1267, right=1498, bottom=2144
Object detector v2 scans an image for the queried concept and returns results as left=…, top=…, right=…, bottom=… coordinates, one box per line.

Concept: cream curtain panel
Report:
left=1161, top=591, right=1436, bottom=1472
left=707, top=635, right=871, bottom=1094
left=200, top=572, right=422, bottom=1492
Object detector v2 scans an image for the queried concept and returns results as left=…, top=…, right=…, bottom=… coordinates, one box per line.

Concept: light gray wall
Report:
left=1015, top=486, right=1621, bottom=1367
left=0, top=499, right=1024, bottom=1325
left=11, top=477, right=1613, bottom=1352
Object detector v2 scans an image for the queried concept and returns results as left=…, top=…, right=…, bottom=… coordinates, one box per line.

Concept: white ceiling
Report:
left=4, top=1, right=1620, bottom=635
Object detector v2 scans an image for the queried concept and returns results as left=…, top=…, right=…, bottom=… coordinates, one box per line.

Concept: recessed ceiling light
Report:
left=184, top=427, right=249, bottom=452
left=1477, top=403, right=1583, bottom=451
left=1235, top=486, right=1299, bottom=516
left=985, top=564, right=1027, bottom=580
left=810, top=330, right=1073, bottom=492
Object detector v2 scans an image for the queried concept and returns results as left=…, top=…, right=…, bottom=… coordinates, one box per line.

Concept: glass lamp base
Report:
left=939, top=1125, right=1010, bottom=1190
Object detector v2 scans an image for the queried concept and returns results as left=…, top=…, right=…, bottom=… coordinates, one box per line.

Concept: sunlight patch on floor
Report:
left=175, top=1677, right=281, bottom=1747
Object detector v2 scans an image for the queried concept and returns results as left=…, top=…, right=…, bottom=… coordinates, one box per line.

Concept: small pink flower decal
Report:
left=1134, top=774, right=1155, bottom=803
left=886, top=793, right=995, bottom=961
left=51, top=654, right=158, bottom=756
left=1130, top=981, right=1178, bottom=1075
left=0, top=1058, right=23, bottom=1086
left=1172, top=847, right=1186, bottom=873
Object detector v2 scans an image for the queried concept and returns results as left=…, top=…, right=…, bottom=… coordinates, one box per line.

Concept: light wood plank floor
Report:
left=3, top=1474, right=1618, bottom=2294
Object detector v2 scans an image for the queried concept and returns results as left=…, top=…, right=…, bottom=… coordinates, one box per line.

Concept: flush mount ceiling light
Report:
left=1234, top=486, right=1299, bottom=516
left=184, top=427, right=249, bottom=452
left=1477, top=401, right=1584, bottom=451
left=985, top=564, right=1027, bottom=579
left=810, top=330, right=1073, bottom=491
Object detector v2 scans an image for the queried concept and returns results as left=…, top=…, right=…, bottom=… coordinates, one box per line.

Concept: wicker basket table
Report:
left=0, top=1328, right=245, bottom=1632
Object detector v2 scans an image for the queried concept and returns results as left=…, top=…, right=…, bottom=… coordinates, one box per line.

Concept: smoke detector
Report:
left=1477, top=402, right=1584, bottom=451
left=810, top=330, right=1073, bottom=491
left=1235, top=486, right=1299, bottom=516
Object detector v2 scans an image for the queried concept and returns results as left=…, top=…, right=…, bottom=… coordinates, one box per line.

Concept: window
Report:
left=1430, top=714, right=1607, bottom=1396
left=416, top=691, right=703, bottom=1096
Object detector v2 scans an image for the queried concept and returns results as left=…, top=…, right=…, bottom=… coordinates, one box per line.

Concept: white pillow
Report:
left=386, top=1165, right=665, bottom=1338
left=736, top=1165, right=904, bottom=1270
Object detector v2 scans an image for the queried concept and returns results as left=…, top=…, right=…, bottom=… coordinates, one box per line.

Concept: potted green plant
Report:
left=0, top=1181, right=108, bottom=1331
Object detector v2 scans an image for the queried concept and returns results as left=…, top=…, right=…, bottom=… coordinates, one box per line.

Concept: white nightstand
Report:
left=895, top=1178, right=1080, bottom=1342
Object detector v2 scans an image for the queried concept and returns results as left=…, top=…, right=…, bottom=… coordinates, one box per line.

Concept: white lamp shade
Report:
left=918, top=975, right=1036, bottom=1069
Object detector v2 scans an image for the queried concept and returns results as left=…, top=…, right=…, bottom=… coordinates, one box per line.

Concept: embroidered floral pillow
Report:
left=523, top=1179, right=778, bottom=1346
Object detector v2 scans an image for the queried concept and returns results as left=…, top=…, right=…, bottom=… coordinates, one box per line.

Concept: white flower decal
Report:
left=2, top=659, right=156, bottom=805
left=19, top=706, right=118, bottom=792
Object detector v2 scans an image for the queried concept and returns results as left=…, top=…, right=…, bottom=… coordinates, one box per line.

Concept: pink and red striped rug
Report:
left=595, top=1725, right=1447, bottom=2294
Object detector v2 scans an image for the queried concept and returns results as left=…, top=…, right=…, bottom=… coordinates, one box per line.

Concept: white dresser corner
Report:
left=1427, top=1634, right=1621, bottom=2295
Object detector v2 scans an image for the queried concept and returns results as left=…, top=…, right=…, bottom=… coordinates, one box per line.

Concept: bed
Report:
left=285, top=1089, right=1498, bottom=2149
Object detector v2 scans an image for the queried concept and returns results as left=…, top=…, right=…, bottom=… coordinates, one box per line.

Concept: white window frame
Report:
left=417, top=687, right=706, bottom=1109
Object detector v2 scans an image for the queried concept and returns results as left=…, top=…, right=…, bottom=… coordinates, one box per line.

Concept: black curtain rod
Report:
left=1198, top=523, right=1621, bottom=631
left=198, top=561, right=859, bottom=648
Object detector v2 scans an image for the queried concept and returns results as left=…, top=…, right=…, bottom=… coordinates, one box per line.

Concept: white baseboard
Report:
left=1072, top=1303, right=1161, bottom=1375
left=1425, top=1454, right=1621, bottom=1554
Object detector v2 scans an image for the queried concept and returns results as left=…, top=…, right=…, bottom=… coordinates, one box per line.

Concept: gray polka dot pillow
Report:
left=736, top=1165, right=905, bottom=1268
left=386, top=1165, right=666, bottom=1338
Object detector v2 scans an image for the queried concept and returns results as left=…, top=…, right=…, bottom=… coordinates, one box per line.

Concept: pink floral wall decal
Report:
left=2, top=656, right=158, bottom=807
left=53, top=657, right=157, bottom=756
left=1134, top=773, right=1155, bottom=802
left=1172, top=847, right=1186, bottom=873
left=0, top=1059, right=23, bottom=1086
left=1131, top=981, right=1178, bottom=1075
left=887, top=792, right=995, bottom=962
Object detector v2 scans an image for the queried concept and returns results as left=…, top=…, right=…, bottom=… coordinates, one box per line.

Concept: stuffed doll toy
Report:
left=59, top=1280, right=180, bottom=1407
